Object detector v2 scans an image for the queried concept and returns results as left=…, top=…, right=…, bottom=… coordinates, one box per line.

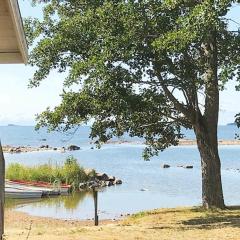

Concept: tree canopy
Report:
left=25, top=0, right=240, bottom=159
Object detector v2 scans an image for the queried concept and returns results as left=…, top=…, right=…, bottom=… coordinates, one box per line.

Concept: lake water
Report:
left=2, top=125, right=240, bottom=220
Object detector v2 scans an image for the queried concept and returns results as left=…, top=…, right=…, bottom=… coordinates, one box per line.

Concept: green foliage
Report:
left=6, top=157, right=94, bottom=189
left=62, top=156, right=89, bottom=186
left=25, top=1, right=240, bottom=159
left=6, top=163, right=31, bottom=181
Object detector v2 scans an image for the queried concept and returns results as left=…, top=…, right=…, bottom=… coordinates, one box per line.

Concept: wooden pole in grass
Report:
left=93, top=188, right=99, bottom=226
left=0, top=141, right=5, bottom=240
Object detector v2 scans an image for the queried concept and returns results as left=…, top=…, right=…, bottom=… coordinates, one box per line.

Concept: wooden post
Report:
left=0, top=141, right=5, bottom=240
left=93, top=189, right=98, bottom=226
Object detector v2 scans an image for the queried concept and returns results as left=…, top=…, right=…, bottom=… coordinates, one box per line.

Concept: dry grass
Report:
left=4, top=206, right=240, bottom=240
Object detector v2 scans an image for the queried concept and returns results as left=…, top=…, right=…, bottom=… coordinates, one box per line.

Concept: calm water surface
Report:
left=2, top=126, right=240, bottom=220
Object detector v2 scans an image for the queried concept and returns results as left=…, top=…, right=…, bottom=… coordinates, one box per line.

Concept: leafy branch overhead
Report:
left=25, top=0, right=240, bottom=159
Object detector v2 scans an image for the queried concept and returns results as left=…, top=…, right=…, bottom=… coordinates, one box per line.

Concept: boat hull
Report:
left=5, top=188, right=42, bottom=199
left=5, top=180, right=69, bottom=199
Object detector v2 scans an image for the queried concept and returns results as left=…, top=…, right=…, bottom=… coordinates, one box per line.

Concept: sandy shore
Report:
left=4, top=207, right=240, bottom=240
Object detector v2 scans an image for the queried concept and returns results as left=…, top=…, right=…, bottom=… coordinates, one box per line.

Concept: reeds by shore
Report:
left=6, top=156, right=96, bottom=189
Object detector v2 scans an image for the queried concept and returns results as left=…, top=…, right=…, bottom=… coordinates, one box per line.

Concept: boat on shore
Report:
left=5, top=187, right=43, bottom=199
left=5, top=180, right=71, bottom=199
left=8, top=180, right=71, bottom=192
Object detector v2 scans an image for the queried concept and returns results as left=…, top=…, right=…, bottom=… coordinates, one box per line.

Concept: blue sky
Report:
left=0, top=1, right=239, bottom=126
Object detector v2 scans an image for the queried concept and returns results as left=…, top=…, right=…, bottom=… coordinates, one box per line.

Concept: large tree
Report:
left=25, top=0, right=240, bottom=209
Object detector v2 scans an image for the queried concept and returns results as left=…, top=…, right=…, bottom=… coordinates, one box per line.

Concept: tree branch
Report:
left=153, top=62, right=195, bottom=122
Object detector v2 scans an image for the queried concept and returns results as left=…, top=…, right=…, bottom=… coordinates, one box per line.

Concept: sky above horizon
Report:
left=0, top=1, right=239, bottom=126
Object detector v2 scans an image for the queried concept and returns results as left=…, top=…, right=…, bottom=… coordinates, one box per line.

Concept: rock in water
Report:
left=140, top=188, right=148, bottom=191
left=115, top=179, right=123, bottom=185
left=67, top=145, right=81, bottom=151
left=96, top=173, right=109, bottom=181
left=162, top=164, right=170, bottom=168
left=108, top=181, right=114, bottom=186
left=108, top=176, right=116, bottom=182
left=184, top=165, right=193, bottom=169
left=177, top=165, right=184, bottom=168
left=40, top=145, right=49, bottom=149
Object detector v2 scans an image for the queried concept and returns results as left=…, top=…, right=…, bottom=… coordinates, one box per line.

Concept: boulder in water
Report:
left=162, top=164, right=170, bottom=168
left=96, top=173, right=109, bottom=181
left=67, top=145, right=81, bottom=151
left=108, top=181, right=114, bottom=186
left=115, top=179, right=123, bottom=185
left=40, top=145, right=49, bottom=149
left=108, top=176, right=116, bottom=182
left=184, top=165, right=193, bottom=169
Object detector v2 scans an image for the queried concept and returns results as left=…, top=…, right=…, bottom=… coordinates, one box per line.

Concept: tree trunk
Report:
left=194, top=121, right=225, bottom=209
left=192, top=25, right=225, bottom=209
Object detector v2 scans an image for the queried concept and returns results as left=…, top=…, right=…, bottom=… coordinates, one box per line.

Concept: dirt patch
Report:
left=4, top=207, right=240, bottom=240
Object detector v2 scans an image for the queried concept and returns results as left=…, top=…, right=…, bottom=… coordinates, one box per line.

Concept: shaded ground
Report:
left=4, top=206, right=240, bottom=240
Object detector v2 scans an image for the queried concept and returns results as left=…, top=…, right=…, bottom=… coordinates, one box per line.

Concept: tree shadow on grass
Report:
left=181, top=206, right=240, bottom=230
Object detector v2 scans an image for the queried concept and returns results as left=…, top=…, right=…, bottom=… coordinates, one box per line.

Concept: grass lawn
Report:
left=5, top=206, right=240, bottom=240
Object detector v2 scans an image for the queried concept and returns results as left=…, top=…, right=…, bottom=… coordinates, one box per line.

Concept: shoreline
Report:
left=2, top=145, right=61, bottom=154
left=2, top=139, right=240, bottom=154
left=105, top=139, right=240, bottom=146
left=179, top=139, right=240, bottom=145
left=5, top=206, right=240, bottom=240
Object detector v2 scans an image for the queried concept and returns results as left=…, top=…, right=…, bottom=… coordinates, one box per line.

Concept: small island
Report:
left=227, top=122, right=237, bottom=126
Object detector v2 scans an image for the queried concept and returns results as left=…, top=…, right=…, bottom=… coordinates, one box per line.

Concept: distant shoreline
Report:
left=106, top=139, right=240, bottom=146
left=2, top=139, right=240, bottom=154
left=2, top=145, right=61, bottom=154
left=179, top=139, right=240, bottom=145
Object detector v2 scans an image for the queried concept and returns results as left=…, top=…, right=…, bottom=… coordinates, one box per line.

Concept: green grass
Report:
left=6, top=156, right=96, bottom=189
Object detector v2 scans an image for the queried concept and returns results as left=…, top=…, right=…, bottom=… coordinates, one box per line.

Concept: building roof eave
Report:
left=6, top=0, right=28, bottom=64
